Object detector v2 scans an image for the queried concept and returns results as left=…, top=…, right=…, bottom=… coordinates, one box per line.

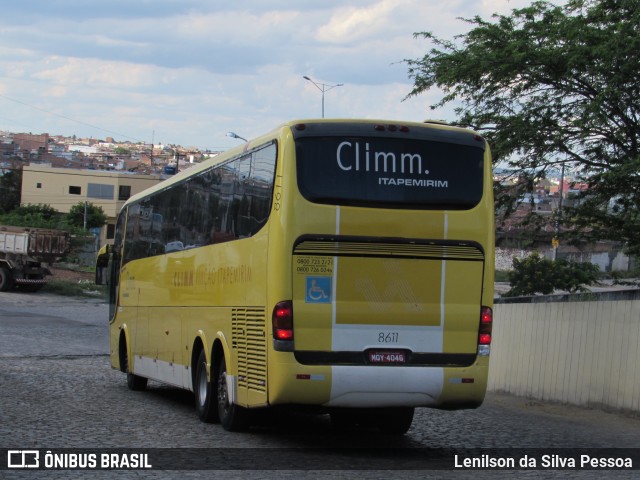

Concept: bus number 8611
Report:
left=378, top=332, right=399, bottom=343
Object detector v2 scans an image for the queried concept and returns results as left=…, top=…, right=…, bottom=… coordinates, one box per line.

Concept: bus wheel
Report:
left=216, top=357, right=249, bottom=431
left=120, top=337, right=147, bottom=391
left=376, top=407, right=415, bottom=435
left=0, top=267, right=13, bottom=292
left=329, top=409, right=361, bottom=429
left=126, top=372, right=148, bottom=391
left=194, top=350, right=219, bottom=423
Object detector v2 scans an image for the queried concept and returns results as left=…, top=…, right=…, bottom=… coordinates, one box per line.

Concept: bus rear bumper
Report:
left=326, top=365, right=443, bottom=408
left=268, top=360, right=488, bottom=409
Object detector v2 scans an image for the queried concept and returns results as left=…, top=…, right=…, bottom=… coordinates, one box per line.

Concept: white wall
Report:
left=488, top=299, right=640, bottom=412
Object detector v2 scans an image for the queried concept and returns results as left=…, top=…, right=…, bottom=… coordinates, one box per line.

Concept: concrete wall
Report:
left=488, top=291, right=640, bottom=412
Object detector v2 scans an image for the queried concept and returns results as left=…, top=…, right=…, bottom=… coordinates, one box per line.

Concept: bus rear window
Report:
left=295, top=136, right=484, bottom=210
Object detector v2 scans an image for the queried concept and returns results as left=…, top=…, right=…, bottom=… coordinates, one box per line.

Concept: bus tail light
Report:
left=273, top=301, right=294, bottom=351
left=478, top=306, right=492, bottom=356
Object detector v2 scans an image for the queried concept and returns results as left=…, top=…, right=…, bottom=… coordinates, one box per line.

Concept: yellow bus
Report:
left=96, top=119, right=494, bottom=434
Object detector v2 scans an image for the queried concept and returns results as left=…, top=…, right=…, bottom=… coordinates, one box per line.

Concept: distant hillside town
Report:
left=0, top=130, right=220, bottom=175
left=493, top=168, right=589, bottom=235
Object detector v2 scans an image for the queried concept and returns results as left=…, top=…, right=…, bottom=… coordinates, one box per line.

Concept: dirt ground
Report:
left=49, top=267, right=95, bottom=283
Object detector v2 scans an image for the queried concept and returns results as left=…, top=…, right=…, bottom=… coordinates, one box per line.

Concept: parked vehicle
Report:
left=0, top=226, right=70, bottom=292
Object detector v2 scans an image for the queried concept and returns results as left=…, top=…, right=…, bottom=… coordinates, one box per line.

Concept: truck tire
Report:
left=0, top=267, right=14, bottom=292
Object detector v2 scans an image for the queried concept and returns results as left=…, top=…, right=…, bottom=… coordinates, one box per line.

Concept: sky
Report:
left=0, top=0, right=535, bottom=151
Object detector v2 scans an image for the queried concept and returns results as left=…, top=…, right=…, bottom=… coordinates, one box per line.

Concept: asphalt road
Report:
left=1, top=291, right=639, bottom=479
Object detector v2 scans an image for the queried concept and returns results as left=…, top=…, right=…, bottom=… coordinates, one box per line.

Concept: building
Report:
left=13, top=133, right=49, bottom=153
left=21, top=165, right=162, bottom=243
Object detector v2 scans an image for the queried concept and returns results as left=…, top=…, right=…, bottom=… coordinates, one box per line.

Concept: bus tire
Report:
left=329, top=409, right=360, bottom=429
left=126, top=372, right=148, bottom=391
left=120, top=336, right=147, bottom=391
left=0, top=267, right=14, bottom=292
left=194, top=349, right=219, bottom=423
left=216, top=357, right=249, bottom=431
left=376, top=407, right=414, bottom=435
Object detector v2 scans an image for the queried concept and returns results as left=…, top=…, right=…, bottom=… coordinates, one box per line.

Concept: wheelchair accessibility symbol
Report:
left=305, top=276, right=332, bottom=304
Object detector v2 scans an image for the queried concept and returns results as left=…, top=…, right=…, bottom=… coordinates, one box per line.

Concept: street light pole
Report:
left=226, top=132, right=248, bottom=142
left=303, top=76, right=343, bottom=118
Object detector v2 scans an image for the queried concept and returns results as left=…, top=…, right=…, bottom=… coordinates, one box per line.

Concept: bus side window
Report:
left=250, top=143, right=277, bottom=230
left=236, top=155, right=252, bottom=238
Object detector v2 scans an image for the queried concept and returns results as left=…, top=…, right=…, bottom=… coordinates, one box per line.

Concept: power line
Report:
left=0, top=93, right=146, bottom=143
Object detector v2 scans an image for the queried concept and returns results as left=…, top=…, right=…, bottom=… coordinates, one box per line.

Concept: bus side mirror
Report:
left=95, top=244, right=112, bottom=285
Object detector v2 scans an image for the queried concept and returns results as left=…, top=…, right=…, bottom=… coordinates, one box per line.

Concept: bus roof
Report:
left=122, top=118, right=481, bottom=209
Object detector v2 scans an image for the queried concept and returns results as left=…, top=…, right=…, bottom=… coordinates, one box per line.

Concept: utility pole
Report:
left=552, top=162, right=566, bottom=261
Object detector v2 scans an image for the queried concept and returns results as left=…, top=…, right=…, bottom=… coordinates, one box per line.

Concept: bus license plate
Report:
left=368, top=351, right=406, bottom=364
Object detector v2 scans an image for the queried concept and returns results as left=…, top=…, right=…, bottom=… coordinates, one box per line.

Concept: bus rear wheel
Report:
left=329, top=409, right=361, bottom=429
left=216, top=357, right=249, bottom=431
left=194, top=350, right=219, bottom=423
left=375, top=407, right=415, bottom=435
left=330, top=407, right=414, bottom=434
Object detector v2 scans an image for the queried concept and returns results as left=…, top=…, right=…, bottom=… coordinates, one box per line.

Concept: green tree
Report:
left=0, top=204, right=63, bottom=229
left=67, top=202, right=108, bottom=230
left=113, top=146, right=131, bottom=155
left=506, top=253, right=599, bottom=296
left=405, top=0, right=640, bottom=254
left=0, top=168, right=22, bottom=214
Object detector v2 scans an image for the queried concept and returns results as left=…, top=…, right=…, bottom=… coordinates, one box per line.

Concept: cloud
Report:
left=0, top=0, right=540, bottom=148
left=32, top=57, right=161, bottom=89
left=316, top=0, right=401, bottom=44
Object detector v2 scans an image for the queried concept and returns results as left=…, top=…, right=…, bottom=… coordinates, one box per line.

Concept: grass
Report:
left=40, top=279, right=108, bottom=299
